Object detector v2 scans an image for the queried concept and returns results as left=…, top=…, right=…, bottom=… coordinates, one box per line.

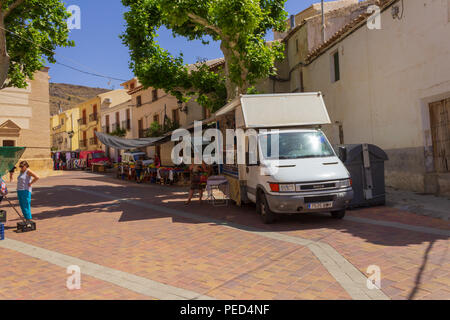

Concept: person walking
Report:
left=185, top=161, right=208, bottom=205
left=135, top=155, right=144, bottom=183
left=16, top=161, right=39, bottom=222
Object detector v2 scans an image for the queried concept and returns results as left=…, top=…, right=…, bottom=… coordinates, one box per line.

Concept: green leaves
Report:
left=121, top=0, right=287, bottom=111
left=1, top=0, right=74, bottom=88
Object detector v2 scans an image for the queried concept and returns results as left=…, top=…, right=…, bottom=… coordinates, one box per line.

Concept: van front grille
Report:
left=300, top=183, right=336, bottom=191
left=304, top=195, right=336, bottom=203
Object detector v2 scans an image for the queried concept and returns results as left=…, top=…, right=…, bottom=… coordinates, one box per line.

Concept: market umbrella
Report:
left=0, top=147, right=26, bottom=177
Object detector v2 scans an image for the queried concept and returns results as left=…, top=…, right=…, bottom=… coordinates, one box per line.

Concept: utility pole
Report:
left=321, top=0, right=326, bottom=43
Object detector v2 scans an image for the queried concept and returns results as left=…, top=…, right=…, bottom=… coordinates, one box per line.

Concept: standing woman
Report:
left=16, top=161, right=39, bottom=222
left=185, top=161, right=207, bottom=205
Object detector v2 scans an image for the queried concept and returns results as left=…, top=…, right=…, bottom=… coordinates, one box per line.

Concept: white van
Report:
left=122, top=151, right=154, bottom=166
left=215, top=93, right=354, bottom=224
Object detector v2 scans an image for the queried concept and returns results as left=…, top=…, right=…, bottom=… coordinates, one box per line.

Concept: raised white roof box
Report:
left=215, top=92, right=331, bottom=129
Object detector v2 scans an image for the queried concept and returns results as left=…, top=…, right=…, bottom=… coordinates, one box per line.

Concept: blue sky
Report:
left=50, top=0, right=333, bottom=89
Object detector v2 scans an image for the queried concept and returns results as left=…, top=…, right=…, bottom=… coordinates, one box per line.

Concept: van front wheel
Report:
left=331, top=210, right=346, bottom=219
left=257, top=192, right=276, bottom=224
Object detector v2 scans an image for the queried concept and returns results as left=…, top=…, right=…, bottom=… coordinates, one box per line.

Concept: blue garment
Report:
left=17, top=190, right=32, bottom=220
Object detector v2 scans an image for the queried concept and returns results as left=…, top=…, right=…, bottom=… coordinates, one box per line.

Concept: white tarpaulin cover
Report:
left=216, top=93, right=331, bottom=128
left=95, top=131, right=165, bottom=149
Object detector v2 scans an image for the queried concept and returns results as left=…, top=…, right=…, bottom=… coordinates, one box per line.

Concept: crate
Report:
left=0, top=223, right=4, bottom=240
left=0, top=210, right=6, bottom=223
left=17, top=221, right=36, bottom=233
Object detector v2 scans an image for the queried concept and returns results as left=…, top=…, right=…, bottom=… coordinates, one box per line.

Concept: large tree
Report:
left=122, top=0, right=287, bottom=112
left=0, top=0, right=74, bottom=89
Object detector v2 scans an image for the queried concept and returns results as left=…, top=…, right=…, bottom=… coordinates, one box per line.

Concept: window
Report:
left=126, top=109, right=131, bottom=130
left=136, top=95, right=142, bottom=107
left=93, top=128, right=98, bottom=145
left=2, top=140, right=15, bottom=146
left=153, top=114, right=159, bottom=124
left=105, top=115, right=110, bottom=133
left=152, top=89, right=158, bottom=102
left=295, top=38, right=299, bottom=53
left=172, top=109, right=180, bottom=125
left=331, top=50, right=340, bottom=83
left=61, top=118, right=64, bottom=125
left=115, top=112, right=120, bottom=126
left=138, top=119, right=144, bottom=138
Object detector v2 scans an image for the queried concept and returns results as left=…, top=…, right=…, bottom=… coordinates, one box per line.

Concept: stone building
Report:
left=270, top=0, right=450, bottom=195
left=0, top=68, right=53, bottom=177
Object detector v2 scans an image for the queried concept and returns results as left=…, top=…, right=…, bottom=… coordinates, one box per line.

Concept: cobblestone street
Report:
left=0, top=171, right=449, bottom=300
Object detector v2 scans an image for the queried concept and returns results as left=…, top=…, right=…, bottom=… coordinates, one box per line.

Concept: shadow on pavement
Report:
left=13, top=174, right=448, bottom=250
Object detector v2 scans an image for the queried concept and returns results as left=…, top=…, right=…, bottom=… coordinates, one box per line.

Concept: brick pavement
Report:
left=0, top=171, right=449, bottom=300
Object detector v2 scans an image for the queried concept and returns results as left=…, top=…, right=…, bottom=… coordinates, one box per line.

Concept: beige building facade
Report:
left=121, top=75, right=214, bottom=166
left=100, top=98, right=133, bottom=162
left=0, top=68, right=53, bottom=177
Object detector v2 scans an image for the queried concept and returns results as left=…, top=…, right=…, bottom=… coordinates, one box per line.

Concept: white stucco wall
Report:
left=304, top=0, right=450, bottom=193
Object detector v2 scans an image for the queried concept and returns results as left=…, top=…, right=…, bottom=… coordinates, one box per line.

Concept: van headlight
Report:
left=337, top=179, right=352, bottom=188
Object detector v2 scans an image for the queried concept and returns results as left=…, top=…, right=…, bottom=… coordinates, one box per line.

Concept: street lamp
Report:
left=177, top=100, right=188, bottom=114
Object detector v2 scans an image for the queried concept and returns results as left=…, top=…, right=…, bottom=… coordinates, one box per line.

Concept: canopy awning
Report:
left=95, top=132, right=165, bottom=150
left=0, top=147, right=26, bottom=177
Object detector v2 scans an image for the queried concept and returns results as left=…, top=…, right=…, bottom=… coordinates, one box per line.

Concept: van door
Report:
left=245, top=134, right=259, bottom=202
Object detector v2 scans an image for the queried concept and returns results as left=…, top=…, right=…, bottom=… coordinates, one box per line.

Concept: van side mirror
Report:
left=338, top=147, right=347, bottom=163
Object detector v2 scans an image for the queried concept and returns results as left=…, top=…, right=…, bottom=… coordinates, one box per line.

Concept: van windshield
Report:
left=92, top=152, right=106, bottom=159
left=133, top=154, right=147, bottom=161
left=259, top=131, right=335, bottom=160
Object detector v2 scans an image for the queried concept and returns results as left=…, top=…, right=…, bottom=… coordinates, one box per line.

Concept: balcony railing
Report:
left=89, top=137, right=97, bottom=145
left=79, top=140, right=87, bottom=148
left=52, top=124, right=62, bottom=131
left=139, top=129, right=147, bottom=138
left=89, top=113, right=98, bottom=122
left=111, top=123, right=119, bottom=132
left=78, top=118, right=87, bottom=126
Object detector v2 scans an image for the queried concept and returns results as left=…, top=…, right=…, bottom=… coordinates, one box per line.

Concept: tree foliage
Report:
left=121, top=0, right=287, bottom=112
left=0, top=0, right=74, bottom=88
left=110, top=127, right=127, bottom=138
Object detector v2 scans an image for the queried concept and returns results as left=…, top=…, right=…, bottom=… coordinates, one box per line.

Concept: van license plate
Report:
left=307, top=202, right=333, bottom=209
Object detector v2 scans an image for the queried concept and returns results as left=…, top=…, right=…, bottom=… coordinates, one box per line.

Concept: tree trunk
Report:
left=0, top=14, right=10, bottom=89
left=220, top=41, right=238, bottom=102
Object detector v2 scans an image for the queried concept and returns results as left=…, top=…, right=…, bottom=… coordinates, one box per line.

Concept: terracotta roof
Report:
left=282, top=0, right=376, bottom=43
left=306, top=0, right=397, bottom=63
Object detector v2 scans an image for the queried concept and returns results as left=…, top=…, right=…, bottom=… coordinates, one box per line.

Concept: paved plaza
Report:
left=0, top=171, right=449, bottom=300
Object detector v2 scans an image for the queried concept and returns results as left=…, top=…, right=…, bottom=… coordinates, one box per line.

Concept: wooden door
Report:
left=429, top=98, right=450, bottom=172
left=138, top=118, right=143, bottom=138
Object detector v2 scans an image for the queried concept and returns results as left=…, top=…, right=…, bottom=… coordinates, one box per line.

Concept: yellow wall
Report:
left=50, top=107, right=81, bottom=151
left=77, top=96, right=102, bottom=151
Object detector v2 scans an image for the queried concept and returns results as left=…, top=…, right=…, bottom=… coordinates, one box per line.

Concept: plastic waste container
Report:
left=335, top=144, right=388, bottom=209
